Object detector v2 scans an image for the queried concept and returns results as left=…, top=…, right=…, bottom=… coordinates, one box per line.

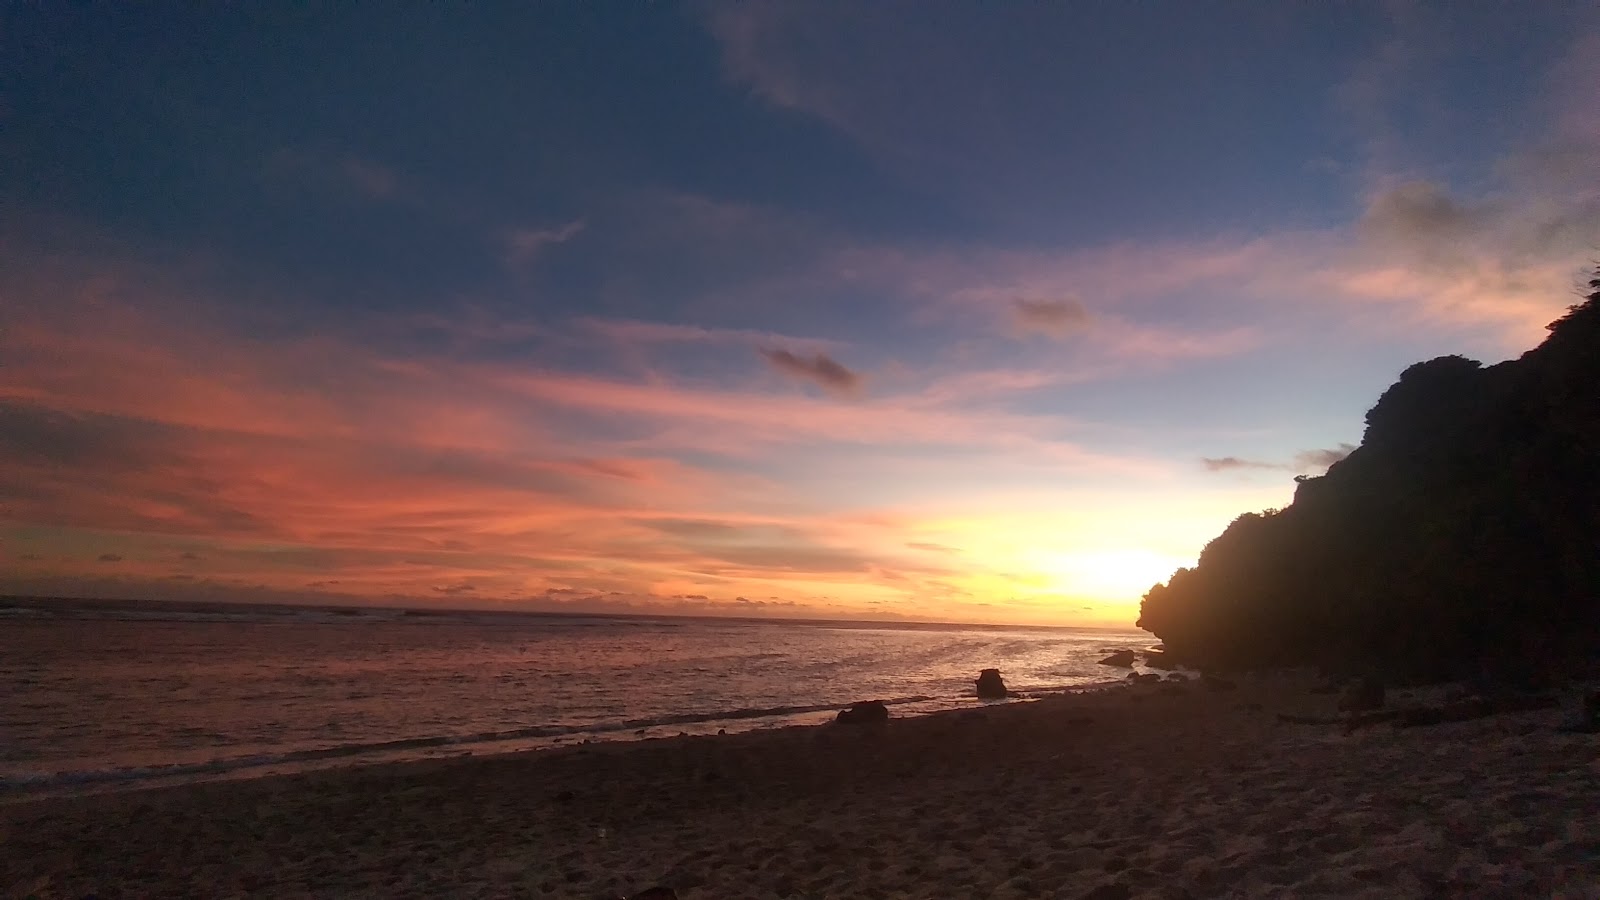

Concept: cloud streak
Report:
left=1011, top=298, right=1090, bottom=338
left=504, top=219, right=586, bottom=268
left=759, top=348, right=863, bottom=396
left=1202, top=444, right=1356, bottom=474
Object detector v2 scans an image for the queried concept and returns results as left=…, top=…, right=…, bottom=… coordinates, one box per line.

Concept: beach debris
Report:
left=1097, top=650, right=1137, bottom=667
left=1202, top=675, right=1238, bottom=692
left=1338, top=677, right=1386, bottom=712
left=835, top=699, right=890, bottom=724
left=975, top=668, right=1009, bottom=699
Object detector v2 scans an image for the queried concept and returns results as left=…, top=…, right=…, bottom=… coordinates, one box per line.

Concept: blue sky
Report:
left=3, top=2, right=1596, bottom=623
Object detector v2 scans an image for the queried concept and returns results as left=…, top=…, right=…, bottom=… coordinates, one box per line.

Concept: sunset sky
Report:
left=3, top=4, right=1597, bottom=625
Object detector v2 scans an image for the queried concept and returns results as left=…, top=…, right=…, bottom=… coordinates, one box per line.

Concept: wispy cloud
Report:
left=1202, top=444, right=1356, bottom=474
left=504, top=219, right=586, bottom=268
left=1200, top=456, right=1279, bottom=473
left=265, top=148, right=405, bottom=201
left=1293, top=444, right=1356, bottom=471
left=340, top=157, right=400, bottom=199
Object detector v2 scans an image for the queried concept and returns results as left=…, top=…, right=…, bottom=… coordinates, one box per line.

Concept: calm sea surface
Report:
left=1, top=598, right=1151, bottom=796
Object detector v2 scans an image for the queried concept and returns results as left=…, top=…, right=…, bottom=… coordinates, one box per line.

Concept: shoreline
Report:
left=1, top=677, right=1141, bottom=804
left=6, top=671, right=1597, bottom=898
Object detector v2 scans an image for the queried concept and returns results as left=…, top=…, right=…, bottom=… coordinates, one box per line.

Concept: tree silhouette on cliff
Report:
left=1139, top=269, right=1600, bottom=679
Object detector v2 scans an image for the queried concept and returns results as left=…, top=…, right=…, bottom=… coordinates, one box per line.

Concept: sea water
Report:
left=1, top=597, right=1150, bottom=796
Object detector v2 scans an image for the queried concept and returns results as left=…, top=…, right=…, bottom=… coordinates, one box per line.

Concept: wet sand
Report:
left=4, top=673, right=1598, bottom=899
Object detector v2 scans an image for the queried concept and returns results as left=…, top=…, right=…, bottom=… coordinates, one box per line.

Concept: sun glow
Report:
left=1027, top=548, right=1193, bottom=601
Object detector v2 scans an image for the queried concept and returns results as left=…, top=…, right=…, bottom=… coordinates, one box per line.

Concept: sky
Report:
left=2, top=3, right=1597, bottom=626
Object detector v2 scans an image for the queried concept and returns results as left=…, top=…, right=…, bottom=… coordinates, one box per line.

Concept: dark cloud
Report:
left=1011, top=298, right=1090, bottom=337
left=569, top=458, right=652, bottom=481
left=1363, top=181, right=1480, bottom=242
left=906, top=541, right=960, bottom=554
left=760, top=348, right=862, bottom=395
left=97, top=553, right=123, bottom=562
left=637, top=517, right=807, bottom=542
left=180, top=551, right=202, bottom=561
left=734, top=595, right=797, bottom=607
left=431, top=583, right=477, bottom=595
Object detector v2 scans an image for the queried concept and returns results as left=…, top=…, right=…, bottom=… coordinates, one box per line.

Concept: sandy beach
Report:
left=4, top=673, right=1598, bottom=899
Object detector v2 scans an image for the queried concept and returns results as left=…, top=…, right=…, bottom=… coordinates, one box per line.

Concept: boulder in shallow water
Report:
left=976, top=668, right=1008, bottom=699
left=1338, top=677, right=1385, bottom=712
left=1164, top=672, right=1190, bottom=682
left=835, top=700, right=889, bottom=725
left=1098, top=650, right=1137, bottom=667
left=1128, top=673, right=1163, bottom=685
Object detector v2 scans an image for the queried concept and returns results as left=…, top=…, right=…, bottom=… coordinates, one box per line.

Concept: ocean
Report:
left=1, top=597, right=1152, bottom=797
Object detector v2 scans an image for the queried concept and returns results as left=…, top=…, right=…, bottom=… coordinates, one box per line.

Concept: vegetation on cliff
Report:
left=1139, top=270, right=1600, bottom=678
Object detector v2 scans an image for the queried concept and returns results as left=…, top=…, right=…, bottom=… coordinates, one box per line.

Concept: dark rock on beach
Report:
left=836, top=700, right=890, bottom=725
left=975, top=668, right=1008, bottom=699
left=1098, top=650, right=1137, bottom=667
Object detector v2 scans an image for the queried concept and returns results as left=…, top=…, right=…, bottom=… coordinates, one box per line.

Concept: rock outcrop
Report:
left=975, top=669, right=1008, bottom=699
left=835, top=700, right=889, bottom=725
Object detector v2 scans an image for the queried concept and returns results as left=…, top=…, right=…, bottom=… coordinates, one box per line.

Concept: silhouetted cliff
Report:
left=1139, top=271, right=1600, bottom=679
